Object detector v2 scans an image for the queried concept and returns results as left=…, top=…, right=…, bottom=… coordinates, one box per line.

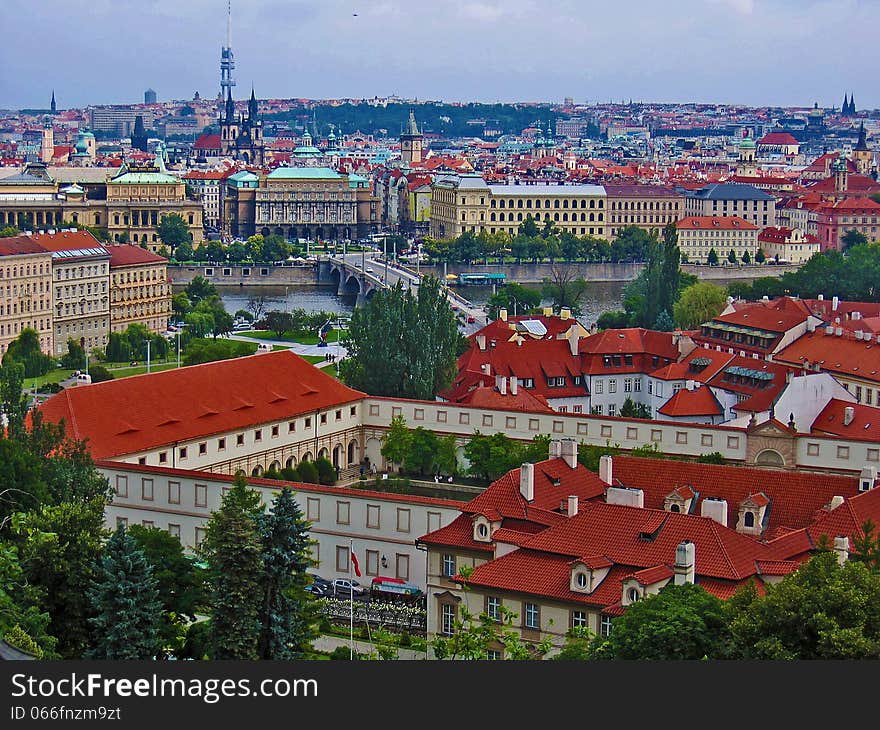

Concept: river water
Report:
left=212, top=282, right=629, bottom=326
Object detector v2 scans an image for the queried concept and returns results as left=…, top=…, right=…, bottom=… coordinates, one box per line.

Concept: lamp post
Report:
left=383, top=235, right=388, bottom=285
left=176, top=330, right=181, bottom=368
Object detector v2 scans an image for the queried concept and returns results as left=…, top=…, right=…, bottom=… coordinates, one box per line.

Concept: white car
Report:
left=332, top=578, right=366, bottom=597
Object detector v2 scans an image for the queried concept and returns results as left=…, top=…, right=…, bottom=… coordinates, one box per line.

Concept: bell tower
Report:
left=220, top=89, right=239, bottom=157
left=400, top=108, right=423, bottom=166
left=853, top=123, right=872, bottom=176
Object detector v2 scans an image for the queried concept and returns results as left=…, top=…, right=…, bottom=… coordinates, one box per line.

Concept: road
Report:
left=333, top=251, right=489, bottom=336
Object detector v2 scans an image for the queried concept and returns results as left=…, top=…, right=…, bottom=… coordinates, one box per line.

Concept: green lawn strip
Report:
left=239, top=330, right=347, bottom=345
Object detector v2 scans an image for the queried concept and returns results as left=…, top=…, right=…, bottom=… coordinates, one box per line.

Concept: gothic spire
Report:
left=50, top=89, right=56, bottom=113
left=856, top=122, right=868, bottom=151
left=225, top=87, right=235, bottom=123
left=248, top=86, right=258, bottom=122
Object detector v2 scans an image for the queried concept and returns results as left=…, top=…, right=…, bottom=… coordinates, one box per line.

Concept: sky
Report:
left=1, top=0, right=878, bottom=110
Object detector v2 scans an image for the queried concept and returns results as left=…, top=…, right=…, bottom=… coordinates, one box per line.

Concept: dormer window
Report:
left=473, top=515, right=494, bottom=543
left=743, top=511, right=755, bottom=528
left=628, top=588, right=641, bottom=603
left=575, top=572, right=588, bottom=589
left=477, top=523, right=489, bottom=539
left=669, top=503, right=680, bottom=513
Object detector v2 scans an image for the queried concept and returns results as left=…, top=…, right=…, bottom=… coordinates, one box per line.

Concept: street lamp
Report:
left=383, top=235, right=388, bottom=284
left=176, top=330, right=181, bottom=368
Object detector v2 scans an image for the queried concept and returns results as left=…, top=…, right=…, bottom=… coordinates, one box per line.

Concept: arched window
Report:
left=744, top=511, right=755, bottom=528
left=576, top=572, right=588, bottom=589
left=628, top=588, right=640, bottom=603
left=669, top=503, right=680, bottom=513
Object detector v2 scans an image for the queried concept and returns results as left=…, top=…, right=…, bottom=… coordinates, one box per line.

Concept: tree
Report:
left=0, top=226, right=19, bottom=238
left=184, top=310, right=214, bottom=339
left=552, top=626, right=594, bottom=660
left=340, top=276, right=459, bottom=400
left=654, top=310, right=674, bottom=332
left=264, top=310, right=294, bottom=338
left=185, top=275, right=218, bottom=305
left=88, top=365, right=113, bottom=383
left=842, top=228, right=869, bottom=251
left=588, top=583, right=730, bottom=660
left=86, top=525, right=162, bottom=659
left=381, top=414, right=412, bottom=469
left=851, top=519, right=880, bottom=570
left=0, top=543, right=57, bottom=659
left=541, top=265, right=589, bottom=315
left=172, top=292, right=192, bottom=318
left=1, top=361, right=30, bottom=441
left=128, top=525, right=207, bottom=658
left=174, top=240, right=194, bottom=262
left=194, top=295, right=233, bottom=338
left=4, top=328, right=53, bottom=378
left=755, top=248, right=766, bottom=264
left=727, top=551, right=880, bottom=659
left=741, top=250, right=751, bottom=264
left=707, top=248, right=719, bottom=266
left=246, top=295, right=269, bottom=323
left=619, top=397, right=652, bottom=419
left=183, top=338, right=256, bottom=365
left=315, top=457, right=336, bottom=485
left=157, top=213, right=192, bottom=253
left=297, top=460, right=319, bottom=484
left=518, top=214, right=540, bottom=239
left=728, top=249, right=738, bottom=264
left=673, top=281, right=728, bottom=329
left=12, top=498, right=107, bottom=658
left=485, top=283, right=542, bottom=319
left=403, top=427, right=439, bottom=476
left=257, top=487, right=317, bottom=659
left=462, top=431, right=548, bottom=482
left=201, top=474, right=263, bottom=660
left=435, top=433, right=459, bottom=476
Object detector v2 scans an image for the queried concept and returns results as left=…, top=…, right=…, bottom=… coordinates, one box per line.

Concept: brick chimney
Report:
left=560, top=438, right=578, bottom=469
left=520, top=463, right=534, bottom=502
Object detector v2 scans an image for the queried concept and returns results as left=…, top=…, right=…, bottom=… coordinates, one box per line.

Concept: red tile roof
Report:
left=0, top=236, right=51, bottom=256
left=676, top=216, right=758, bottom=231
left=28, top=229, right=105, bottom=253
left=106, top=243, right=167, bottom=267
left=757, top=132, right=800, bottom=146
left=811, top=399, right=880, bottom=440
left=657, top=385, right=724, bottom=417
left=711, top=303, right=807, bottom=334
left=194, top=134, right=221, bottom=150
left=37, top=350, right=364, bottom=459
left=775, top=329, right=880, bottom=385
left=448, top=384, right=553, bottom=413
left=609, top=455, right=861, bottom=535
left=651, top=346, right=733, bottom=382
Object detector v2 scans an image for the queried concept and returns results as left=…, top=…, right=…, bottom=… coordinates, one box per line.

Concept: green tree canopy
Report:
left=340, top=276, right=459, bottom=399
left=157, top=213, right=192, bottom=252
left=486, top=283, right=542, bottom=320
left=673, top=281, right=728, bottom=329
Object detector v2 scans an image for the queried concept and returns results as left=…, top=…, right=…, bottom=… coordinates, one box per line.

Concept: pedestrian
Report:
left=447, top=475, right=453, bottom=483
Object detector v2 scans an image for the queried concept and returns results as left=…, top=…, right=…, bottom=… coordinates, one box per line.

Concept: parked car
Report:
left=305, top=582, right=330, bottom=597
left=467, top=315, right=476, bottom=323
left=332, top=578, right=366, bottom=597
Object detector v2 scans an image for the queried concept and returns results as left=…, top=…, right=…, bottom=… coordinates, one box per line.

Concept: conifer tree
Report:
left=86, top=525, right=161, bottom=659
left=257, top=487, right=317, bottom=659
left=201, top=474, right=263, bottom=659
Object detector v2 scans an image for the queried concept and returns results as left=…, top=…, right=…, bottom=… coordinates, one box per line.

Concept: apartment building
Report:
left=675, top=215, right=758, bottom=263
left=107, top=244, right=172, bottom=334
left=0, top=236, right=54, bottom=358
left=604, top=184, right=684, bottom=239
left=684, top=183, right=777, bottom=229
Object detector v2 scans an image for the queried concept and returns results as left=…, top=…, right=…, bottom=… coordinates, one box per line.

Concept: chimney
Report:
left=560, top=307, right=571, bottom=320
left=686, top=379, right=695, bottom=391
left=853, top=311, right=861, bottom=320
left=543, top=306, right=553, bottom=317
left=476, top=334, right=486, bottom=351
left=520, top=463, right=535, bottom=502
left=568, top=331, right=579, bottom=356
left=818, top=294, right=824, bottom=301
left=510, top=375, right=518, bottom=395
left=700, top=497, right=728, bottom=527
left=567, top=495, right=579, bottom=517
left=599, top=455, right=613, bottom=485
left=825, top=325, right=834, bottom=335
left=549, top=439, right=562, bottom=459
left=560, top=438, right=578, bottom=469
left=834, top=535, right=849, bottom=566
left=674, top=541, right=696, bottom=585
left=495, top=374, right=507, bottom=395
left=835, top=327, right=843, bottom=336
left=499, top=308, right=507, bottom=322
left=856, top=330, right=864, bottom=341
left=832, top=296, right=839, bottom=311
left=844, top=406, right=855, bottom=426
left=606, top=486, right=644, bottom=508
left=829, top=495, right=845, bottom=510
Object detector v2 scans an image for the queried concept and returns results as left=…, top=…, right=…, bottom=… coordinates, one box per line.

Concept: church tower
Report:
left=400, top=108, right=423, bottom=166
left=220, top=89, right=239, bottom=157
left=737, top=134, right=757, bottom=176
left=853, top=123, right=872, bottom=176
left=40, top=120, right=54, bottom=163
left=245, top=87, right=264, bottom=166
left=50, top=90, right=56, bottom=114
left=834, top=154, right=849, bottom=194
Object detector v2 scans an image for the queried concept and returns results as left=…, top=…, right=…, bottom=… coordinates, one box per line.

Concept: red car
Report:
left=467, top=315, right=476, bottom=323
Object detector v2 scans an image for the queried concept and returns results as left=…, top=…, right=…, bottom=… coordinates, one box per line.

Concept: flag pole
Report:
left=349, top=539, right=354, bottom=660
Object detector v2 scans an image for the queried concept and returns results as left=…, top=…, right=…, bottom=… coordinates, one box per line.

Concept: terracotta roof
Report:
left=657, top=385, right=724, bottom=417
left=193, top=134, right=221, bottom=150
left=106, top=243, right=167, bottom=267
left=0, top=236, right=51, bottom=256
left=609, top=455, right=861, bottom=535
left=651, top=346, right=733, bottom=382
left=37, top=350, right=364, bottom=459
left=775, top=329, right=880, bottom=385
left=710, top=303, right=807, bottom=334
left=811, top=399, right=880, bottom=440
left=628, top=564, right=674, bottom=585
left=757, top=132, right=800, bottom=146
left=676, top=216, right=758, bottom=231
left=28, top=229, right=106, bottom=254
left=449, top=384, right=553, bottom=413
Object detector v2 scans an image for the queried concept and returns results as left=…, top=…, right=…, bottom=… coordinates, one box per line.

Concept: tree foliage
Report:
left=673, top=281, right=728, bottom=329
left=157, top=213, right=192, bottom=252
left=340, top=276, right=459, bottom=399
left=464, top=432, right=550, bottom=482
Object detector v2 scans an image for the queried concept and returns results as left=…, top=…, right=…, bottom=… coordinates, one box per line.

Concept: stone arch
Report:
left=365, top=437, right=383, bottom=470
left=285, top=455, right=298, bottom=469
left=269, top=460, right=281, bottom=472
left=755, top=449, right=785, bottom=468
left=252, top=464, right=264, bottom=477
left=301, top=451, right=313, bottom=463
left=333, top=443, right=343, bottom=468
left=347, top=438, right=358, bottom=465
left=318, top=447, right=329, bottom=461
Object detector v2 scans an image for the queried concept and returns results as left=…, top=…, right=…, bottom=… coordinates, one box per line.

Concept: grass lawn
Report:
left=301, top=355, right=326, bottom=364
left=240, top=330, right=347, bottom=345
left=104, top=362, right=179, bottom=378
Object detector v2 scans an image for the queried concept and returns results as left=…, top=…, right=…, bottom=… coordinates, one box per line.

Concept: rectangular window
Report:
left=195, top=484, right=207, bottom=508
left=288, top=421, right=296, bottom=433
left=437, top=410, right=447, bottom=423
left=571, top=610, right=588, bottom=628
left=271, top=425, right=279, bottom=437
left=168, top=481, right=180, bottom=504
left=807, top=443, right=820, bottom=457
left=505, top=416, right=517, bottom=429
left=306, top=497, right=320, bottom=521
left=396, top=508, right=411, bottom=533
left=727, top=435, right=740, bottom=449
left=482, top=414, right=493, bottom=427
left=167, top=523, right=180, bottom=539
left=837, top=445, right=850, bottom=460
left=350, top=406, right=357, bottom=417
left=335, top=410, right=342, bottom=422
left=600, top=615, right=613, bottom=637
left=414, top=408, right=425, bottom=421
left=595, top=380, right=603, bottom=394
left=428, top=511, right=441, bottom=533
left=624, top=378, right=632, bottom=393
left=391, top=407, right=402, bottom=418
left=304, top=417, right=312, bottom=428
left=159, top=451, right=168, bottom=464
left=676, top=432, right=688, bottom=445
left=459, top=412, right=470, bottom=425
left=336, top=500, right=350, bottom=525
left=198, top=442, right=207, bottom=456
left=194, top=527, right=206, bottom=549
left=486, top=596, right=501, bottom=622
left=609, top=380, right=617, bottom=393
left=442, top=553, right=456, bottom=578
left=626, top=427, right=638, bottom=440
left=179, top=446, right=187, bottom=460
left=142, top=520, right=154, bottom=528
left=486, top=649, right=501, bottom=660
left=701, top=434, right=713, bottom=447
left=523, top=602, right=540, bottom=630
left=116, top=517, right=128, bottom=529
left=369, top=403, right=380, bottom=417
left=441, top=604, right=456, bottom=636
left=217, top=438, right=226, bottom=451
left=115, top=475, right=128, bottom=498
left=634, top=379, right=642, bottom=392
left=608, top=404, right=617, bottom=416
left=336, top=545, right=350, bottom=573
left=366, top=504, right=380, bottom=529
left=236, top=433, right=245, bottom=446
left=867, top=448, right=879, bottom=462
left=366, top=549, right=380, bottom=577
left=254, top=429, right=262, bottom=442
left=395, top=553, right=410, bottom=581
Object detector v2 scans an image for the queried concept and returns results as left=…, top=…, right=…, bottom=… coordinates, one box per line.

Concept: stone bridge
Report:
left=326, top=257, right=386, bottom=306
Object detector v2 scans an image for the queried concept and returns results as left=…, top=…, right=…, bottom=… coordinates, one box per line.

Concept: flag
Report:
left=350, top=548, right=361, bottom=577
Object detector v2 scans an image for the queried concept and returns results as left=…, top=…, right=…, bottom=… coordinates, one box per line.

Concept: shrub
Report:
left=3, top=625, right=43, bottom=658
left=329, top=646, right=360, bottom=660
left=398, top=631, right=412, bottom=647
left=316, top=456, right=336, bottom=485
left=88, top=365, right=114, bottom=383
left=297, top=460, right=319, bottom=484
left=318, top=616, right=334, bottom=634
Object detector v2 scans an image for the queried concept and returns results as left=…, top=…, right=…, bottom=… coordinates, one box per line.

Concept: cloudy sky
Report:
left=1, top=0, right=877, bottom=109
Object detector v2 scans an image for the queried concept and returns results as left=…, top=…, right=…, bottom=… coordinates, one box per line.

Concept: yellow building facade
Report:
left=0, top=237, right=54, bottom=359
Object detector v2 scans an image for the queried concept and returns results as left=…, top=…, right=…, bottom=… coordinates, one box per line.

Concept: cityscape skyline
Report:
left=1, top=0, right=879, bottom=110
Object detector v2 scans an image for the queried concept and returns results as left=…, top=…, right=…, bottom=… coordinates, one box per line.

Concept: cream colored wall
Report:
left=52, top=257, right=110, bottom=355
left=109, top=262, right=171, bottom=334
left=0, top=252, right=54, bottom=357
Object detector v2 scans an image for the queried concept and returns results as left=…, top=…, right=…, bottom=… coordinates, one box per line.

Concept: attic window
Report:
left=575, top=572, right=588, bottom=589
